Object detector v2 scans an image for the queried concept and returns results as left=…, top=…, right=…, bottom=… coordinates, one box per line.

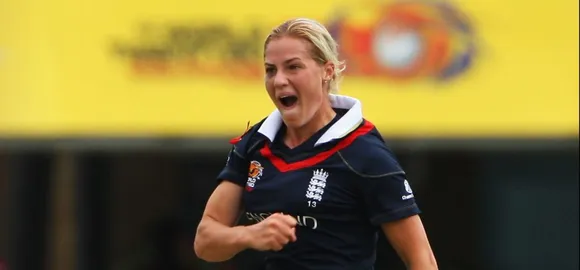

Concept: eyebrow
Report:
left=265, top=57, right=301, bottom=66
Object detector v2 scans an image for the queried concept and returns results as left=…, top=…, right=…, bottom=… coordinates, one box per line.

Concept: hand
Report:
left=245, top=213, right=297, bottom=251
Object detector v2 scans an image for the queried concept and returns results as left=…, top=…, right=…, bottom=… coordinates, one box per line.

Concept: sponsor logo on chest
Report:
left=245, top=160, right=264, bottom=192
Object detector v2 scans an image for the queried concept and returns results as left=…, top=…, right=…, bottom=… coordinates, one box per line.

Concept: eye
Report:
left=288, top=64, right=300, bottom=70
left=265, top=67, right=276, bottom=75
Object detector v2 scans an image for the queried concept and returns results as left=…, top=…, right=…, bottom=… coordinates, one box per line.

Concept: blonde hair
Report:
left=264, top=18, right=346, bottom=93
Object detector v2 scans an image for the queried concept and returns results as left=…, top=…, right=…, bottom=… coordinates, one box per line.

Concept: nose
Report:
left=273, top=70, right=289, bottom=88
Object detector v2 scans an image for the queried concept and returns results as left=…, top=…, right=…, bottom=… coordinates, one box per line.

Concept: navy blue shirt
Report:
left=216, top=95, right=421, bottom=270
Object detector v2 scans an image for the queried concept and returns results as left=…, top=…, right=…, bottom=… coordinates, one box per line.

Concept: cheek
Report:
left=301, top=86, right=325, bottom=110
left=264, top=78, right=275, bottom=96
left=304, top=75, right=325, bottom=102
left=297, top=72, right=322, bottom=94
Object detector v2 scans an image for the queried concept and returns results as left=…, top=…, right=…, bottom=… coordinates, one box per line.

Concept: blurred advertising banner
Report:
left=0, top=0, right=578, bottom=138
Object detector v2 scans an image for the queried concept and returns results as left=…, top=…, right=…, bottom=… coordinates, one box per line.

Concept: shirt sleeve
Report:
left=359, top=171, right=421, bottom=225
left=341, top=127, right=421, bottom=225
left=216, top=146, right=249, bottom=187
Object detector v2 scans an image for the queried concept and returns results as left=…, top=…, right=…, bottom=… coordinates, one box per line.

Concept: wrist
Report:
left=233, top=225, right=254, bottom=250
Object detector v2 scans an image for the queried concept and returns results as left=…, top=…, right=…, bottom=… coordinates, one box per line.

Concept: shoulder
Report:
left=338, top=121, right=404, bottom=177
left=228, top=118, right=268, bottom=158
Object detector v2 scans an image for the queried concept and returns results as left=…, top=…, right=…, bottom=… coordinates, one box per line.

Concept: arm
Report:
left=195, top=124, right=296, bottom=261
left=194, top=181, right=298, bottom=261
left=382, top=215, right=438, bottom=270
left=194, top=136, right=253, bottom=262
left=343, top=136, right=437, bottom=269
left=194, top=181, right=250, bottom=262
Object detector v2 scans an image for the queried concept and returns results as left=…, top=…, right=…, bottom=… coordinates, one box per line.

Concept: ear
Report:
left=322, top=61, right=335, bottom=81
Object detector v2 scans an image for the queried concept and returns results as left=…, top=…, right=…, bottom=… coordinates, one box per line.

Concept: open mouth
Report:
left=279, top=95, right=298, bottom=108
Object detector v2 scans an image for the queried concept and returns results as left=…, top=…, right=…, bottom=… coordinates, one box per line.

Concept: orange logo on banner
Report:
left=329, top=1, right=475, bottom=80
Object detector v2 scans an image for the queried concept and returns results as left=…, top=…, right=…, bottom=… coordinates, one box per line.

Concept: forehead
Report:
left=264, top=36, right=312, bottom=64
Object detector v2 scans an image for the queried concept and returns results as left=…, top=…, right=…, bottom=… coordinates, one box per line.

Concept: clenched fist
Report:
left=245, top=213, right=297, bottom=251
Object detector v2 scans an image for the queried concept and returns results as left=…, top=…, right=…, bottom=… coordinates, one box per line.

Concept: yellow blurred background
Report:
left=1, top=0, right=578, bottom=138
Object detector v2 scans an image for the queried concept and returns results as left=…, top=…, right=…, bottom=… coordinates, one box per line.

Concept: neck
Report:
left=284, top=105, right=336, bottom=149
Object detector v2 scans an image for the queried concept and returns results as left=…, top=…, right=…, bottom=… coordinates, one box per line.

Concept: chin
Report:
left=281, top=113, right=308, bottom=128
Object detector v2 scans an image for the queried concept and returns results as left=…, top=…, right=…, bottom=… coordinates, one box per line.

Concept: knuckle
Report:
left=283, top=216, right=296, bottom=224
left=268, top=220, right=279, bottom=228
left=265, top=227, right=275, bottom=236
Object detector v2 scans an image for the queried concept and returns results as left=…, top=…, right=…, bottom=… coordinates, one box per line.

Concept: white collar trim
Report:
left=257, top=94, right=363, bottom=146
